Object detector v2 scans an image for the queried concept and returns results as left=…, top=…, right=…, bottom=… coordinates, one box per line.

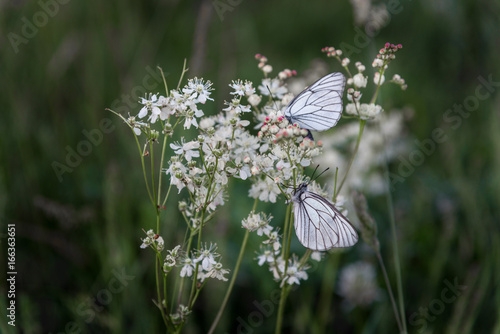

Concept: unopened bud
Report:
left=352, top=191, right=379, bottom=252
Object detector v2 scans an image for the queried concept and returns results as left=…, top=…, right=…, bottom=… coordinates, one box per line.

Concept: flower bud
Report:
left=164, top=123, right=173, bottom=134
left=352, top=191, right=379, bottom=252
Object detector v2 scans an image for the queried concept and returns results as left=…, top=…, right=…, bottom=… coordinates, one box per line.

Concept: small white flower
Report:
left=262, top=64, right=273, bottom=74
left=201, top=119, right=215, bottom=132
left=249, top=177, right=281, bottom=203
left=256, top=249, right=275, bottom=266
left=372, top=58, right=384, bottom=68
left=352, top=73, right=368, bottom=88
left=345, top=102, right=359, bottom=116
left=170, top=139, right=200, bottom=162
left=207, top=262, right=230, bottom=281
left=258, top=78, right=288, bottom=99
left=338, top=261, right=380, bottom=307
left=263, top=231, right=281, bottom=251
left=194, top=243, right=219, bottom=271
left=281, top=93, right=294, bottom=106
left=248, top=94, right=262, bottom=106
left=359, top=103, right=383, bottom=120
left=280, top=256, right=309, bottom=287
left=138, top=94, right=162, bottom=121
left=374, top=72, right=385, bottom=85
left=157, top=95, right=174, bottom=120
left=311, top=251, right=323, bottom=261
left=155, top=236, right=165, bottom=251
left=241, top=212, right=273, bottom=236
left=182, top=78, right=214, bottom=104
left=180, top=257, right=195, bottom=277
left=355, top=62, right=366, bottom=72
left=229, top=80, right=255, bottom=96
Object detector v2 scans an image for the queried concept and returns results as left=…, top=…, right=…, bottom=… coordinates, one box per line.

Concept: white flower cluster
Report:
left=315, top=112, right=408, bottom=195
left=322, top=43, right=407, bottom=121
left=162, top=242, right=230, bottom=282
left=113, top=44, right=408, bottom=330
left=242, top=211, right=311, bottom=287
left=350, top=0, right=390, bottom=31
left=338, top=261, right=380, bottom=307
left=134, top=77, right=214, bottom=135
left=140, top=229, right=165, bottom=251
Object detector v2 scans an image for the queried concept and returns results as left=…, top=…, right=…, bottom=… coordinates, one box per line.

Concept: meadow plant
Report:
left=108, top=42, right=407, bottom=333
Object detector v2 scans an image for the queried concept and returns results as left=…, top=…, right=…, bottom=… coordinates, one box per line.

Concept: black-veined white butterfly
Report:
left=291, top=181, right=358, bottom=251
left=284, top=72, right=346, bottom=140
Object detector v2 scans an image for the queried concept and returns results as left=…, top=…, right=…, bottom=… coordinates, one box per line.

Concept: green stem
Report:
left=383, top=161, right=407, bottom=333
left=155, top=256, right=170, bottom=329
left=177, top=59, right=189, bottom=90
left=376, top=251, right=403, bottom=332
left=157, top=126, right=170, bottom=207
left=149, top=140, right=158, bottom=213
left=208, top=230, right=250, bottom=334
left=276, top=203, right=294, bottom=334
left=275, top=286, right=290, bottom=334
left=337, top=119, right=366, bottom=194
left=207, top=197, right=260, bottom=334
left=370, top=67, right=386, bottom=104
left=316, top=252, right=340, bottom=333
left=188, top=154, right=218, bottom=306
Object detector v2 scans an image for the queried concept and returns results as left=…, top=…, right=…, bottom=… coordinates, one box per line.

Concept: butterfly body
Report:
left=284, top=72, right=346, bottom=140
left=292, top=182, right=358, bottom=251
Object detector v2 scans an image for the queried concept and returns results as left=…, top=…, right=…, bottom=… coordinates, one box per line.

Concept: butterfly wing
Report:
left=285, top=72, right=346, bottom=132
left=294, top=190, right=358, bottom=251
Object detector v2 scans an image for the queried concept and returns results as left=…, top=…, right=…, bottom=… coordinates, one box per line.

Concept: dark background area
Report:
left=1, top=0, right=499, bottom=333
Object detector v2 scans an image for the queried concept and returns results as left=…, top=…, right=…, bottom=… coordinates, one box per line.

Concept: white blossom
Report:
left=338, top=261, right=380, bottom=307
left=352, top=73, right=368, bottom=88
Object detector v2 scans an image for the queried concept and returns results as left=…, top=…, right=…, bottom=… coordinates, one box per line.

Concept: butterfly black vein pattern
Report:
left=292, top=182, right=358, bottom=251
left=284, top=72, right=346, bottom=140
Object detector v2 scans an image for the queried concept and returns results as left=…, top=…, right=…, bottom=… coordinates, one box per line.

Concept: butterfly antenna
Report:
left=266, top=85, right=281, bottom=112
left=312, top=166, right=330, bottom=183
left=309, top=165, right=320, bottom=182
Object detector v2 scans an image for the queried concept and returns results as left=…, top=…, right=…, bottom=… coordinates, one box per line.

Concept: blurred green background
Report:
left=1, top=0, right=500, bottom=333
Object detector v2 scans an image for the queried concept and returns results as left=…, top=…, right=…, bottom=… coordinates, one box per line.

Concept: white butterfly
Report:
left=284, top=72, right=346, bottom=140
left=291, top=182, right=358, bottom=251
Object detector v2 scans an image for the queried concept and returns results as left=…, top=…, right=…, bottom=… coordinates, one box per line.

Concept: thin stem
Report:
left=207, top=198, right=259, bottom=333
left=275, top=286, right=291, bottom=334
left=316, top=252, right=340, bottom=333
left=384, top=164, right=407, bottom=333
left=379, top=121, right=407, bottom=333
left=376, top=251, right=403, bottom=332
left=177, top=59, right=189, bottom=90
left=157, top=66, right=169, bottom=95
left=188, top=155, right=218, bottom=306
left=161, top=184, right=173, bottom=208
left=208, top=230, right=250, bottom=334
left=370, top=67, right=386, bottom=104
left=155, top=256, right=170, bottom=329
left=337, top=119, right=366, bottom=194
left=276, top=204, right=293, bottom=334
left=107, top=108, right=155, bottom=204
left=157, top=126, right=170, bottom=209
left=149, top=140, right=158, bottom=213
